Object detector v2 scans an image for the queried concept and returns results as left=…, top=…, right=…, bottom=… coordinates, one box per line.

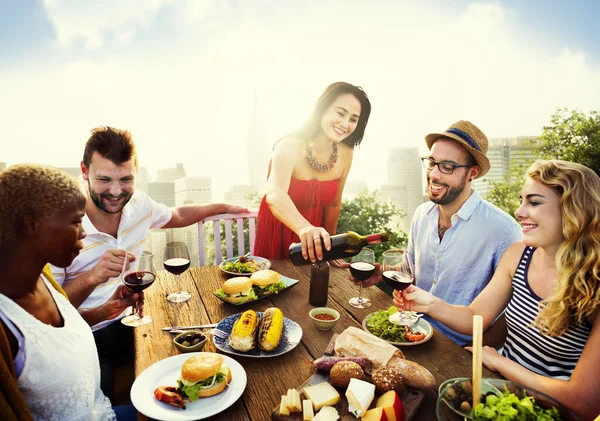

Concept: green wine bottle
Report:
left=288, top=231, right=390, bottom=266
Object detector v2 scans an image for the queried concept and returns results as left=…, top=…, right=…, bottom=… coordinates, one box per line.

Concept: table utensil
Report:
left=121, top=251, right=155, bottom=327
left=308, top=307, right=340, bottom=330
left=162, top=323, right=218, bottom=332
left=348, top=248, right=375, bottom=308
left=130, top=353, right=247, bottom=420
left=212, top=312, right=303, bottom=358
left=164, top=242, right=192, bottom=303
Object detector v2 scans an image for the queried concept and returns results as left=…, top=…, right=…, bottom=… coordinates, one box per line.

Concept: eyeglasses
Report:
left=421, top=157, right=473, bottom=175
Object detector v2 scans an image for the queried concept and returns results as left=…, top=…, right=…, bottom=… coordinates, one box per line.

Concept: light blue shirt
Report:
left=405, top=190, right=522, bottom=345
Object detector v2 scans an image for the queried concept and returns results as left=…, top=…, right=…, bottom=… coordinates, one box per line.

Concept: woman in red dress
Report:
left=254, top=82, right=371, bottom=261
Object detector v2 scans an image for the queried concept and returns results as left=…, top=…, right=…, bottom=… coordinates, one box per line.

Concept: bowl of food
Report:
left=172, top=331, right=207, bottom=353
left=219, top=255, right=271, bottom=276
left=309, top=307, right=340, bottom=331
left=437, top=378, right=581, bottom=421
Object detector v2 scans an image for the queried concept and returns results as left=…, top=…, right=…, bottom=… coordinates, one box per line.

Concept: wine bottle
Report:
left=288, top=231, right=390, bottom=266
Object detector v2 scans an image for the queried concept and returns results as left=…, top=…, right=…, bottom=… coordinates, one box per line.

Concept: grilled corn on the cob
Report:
left=229, top=310, right=259, bottom=352
left=258, top=307, right=284, bottom=351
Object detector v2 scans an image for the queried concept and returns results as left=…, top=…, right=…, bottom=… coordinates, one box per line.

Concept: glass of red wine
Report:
left=121, top=251, right=155, bottom=327
left=164, top=242, right=191, bottom=303
left=349, top=248, right=375, bottom=308
left=382, top=250, right=417, bottom=325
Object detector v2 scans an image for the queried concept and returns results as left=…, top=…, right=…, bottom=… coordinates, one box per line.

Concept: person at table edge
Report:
left=253, top=81, right=372, bottom=263
left=359, top=120, right=522, bottom=345
left=49, top=126, right=248, bottom=400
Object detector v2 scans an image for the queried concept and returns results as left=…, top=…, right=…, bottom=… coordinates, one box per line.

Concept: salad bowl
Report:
left=437, top=378, right=581, bottom=421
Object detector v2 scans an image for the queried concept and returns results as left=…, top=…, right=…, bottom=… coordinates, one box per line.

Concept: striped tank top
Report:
left=503, top=246, right=591, bottom=379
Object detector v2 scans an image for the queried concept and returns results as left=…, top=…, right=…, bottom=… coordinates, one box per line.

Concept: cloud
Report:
left=2, top=1, right=600, bottom=193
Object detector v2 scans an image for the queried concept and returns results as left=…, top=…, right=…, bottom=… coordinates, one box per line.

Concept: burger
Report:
left=250, top=270, right=286, bottom=297
left=177, top=353, right=232, bottom=401
left=214, top=277, right=257, bottom=304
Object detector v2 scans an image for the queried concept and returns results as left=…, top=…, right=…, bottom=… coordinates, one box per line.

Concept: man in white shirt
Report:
left=50, top=126, right=248, bottom=402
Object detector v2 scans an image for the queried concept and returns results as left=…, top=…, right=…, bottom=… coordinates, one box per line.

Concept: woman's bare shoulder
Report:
left=276, top=136, right=306, bottom=151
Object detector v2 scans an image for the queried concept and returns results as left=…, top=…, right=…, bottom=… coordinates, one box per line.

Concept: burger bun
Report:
left=221, top=277, right=252, bottom=295
left=181, top=353, right=223, bottom=383
left=196, top=368, right=232, bottom=398
left=250, top=270, right=280, bottom=287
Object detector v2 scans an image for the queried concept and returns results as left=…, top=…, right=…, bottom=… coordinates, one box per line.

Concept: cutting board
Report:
left=271, top=334, right=425, bottom=420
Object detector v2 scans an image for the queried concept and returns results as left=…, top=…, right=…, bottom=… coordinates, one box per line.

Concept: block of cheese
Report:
left=345, top=378, right=375, bottom=417
left=279, top=395, right=290, bottom=416
left=287, top=388, right=302, bottom=412
left=302, top=399, right=315, bottom=420
left=302, top=382, right=340, bottom=411
left=376, top=390, right=405, bottom=421
left=361, top=407, right=388, bottom=421
left=312, top=406, right=339, bottom=421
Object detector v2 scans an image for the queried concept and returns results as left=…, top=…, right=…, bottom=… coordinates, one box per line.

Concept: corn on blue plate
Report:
left=213, top=312, right=303, bottom=358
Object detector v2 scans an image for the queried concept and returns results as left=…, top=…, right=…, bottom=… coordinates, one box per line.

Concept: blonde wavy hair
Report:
left=528, top=160, right=600, bottom=336
left=0, top=164, right=85, bottom=246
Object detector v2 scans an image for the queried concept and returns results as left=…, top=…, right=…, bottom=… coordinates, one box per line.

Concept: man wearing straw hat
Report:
left=362, top=120, right=521, bottom=346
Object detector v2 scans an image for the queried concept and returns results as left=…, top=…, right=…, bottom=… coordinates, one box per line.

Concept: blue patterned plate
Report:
left=213, top=275, right=300, bottom=306
left=213, top=312, right=303, bottom=358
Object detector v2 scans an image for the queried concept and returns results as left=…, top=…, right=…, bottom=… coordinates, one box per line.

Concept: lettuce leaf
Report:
left=473, top=389, right=562, bottom=421
left=254, top=280, right=286, bottom=297
left=177, top=372, right=227, bottom=402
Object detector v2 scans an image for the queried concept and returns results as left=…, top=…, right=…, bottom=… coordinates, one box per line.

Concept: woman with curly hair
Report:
left=394, top=160, right=600, bottom=420
left=253, top=81, right=371, bottom=262
left=0, top=164, right=137, bottom=420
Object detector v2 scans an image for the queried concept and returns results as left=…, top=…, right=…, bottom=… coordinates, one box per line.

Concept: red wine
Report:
left=123, top=271, right=155, bottom=293
left=349, top=262, right=376, bottom=282
left=382, top=270, right=413, bottom=291
left=289, top=231, right=390, bottom=266
left=163, top=258, right=190, bottom=275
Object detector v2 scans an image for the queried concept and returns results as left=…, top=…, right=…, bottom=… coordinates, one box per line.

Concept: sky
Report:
left=1, top=0, right=599, bottom=195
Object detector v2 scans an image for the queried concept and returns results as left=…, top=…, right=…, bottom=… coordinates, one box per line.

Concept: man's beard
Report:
left=88, top=181, right=133, bottom=214
left=427, top=172, right=468, bottom=206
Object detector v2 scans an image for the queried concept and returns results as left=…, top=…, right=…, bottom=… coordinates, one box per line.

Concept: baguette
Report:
left=386, top=355, right=436, bottom=390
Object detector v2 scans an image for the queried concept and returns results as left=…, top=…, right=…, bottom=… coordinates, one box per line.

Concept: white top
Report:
left=0, top=276, right=115, bottom=421
left=49, top=190, right=172, bottom=330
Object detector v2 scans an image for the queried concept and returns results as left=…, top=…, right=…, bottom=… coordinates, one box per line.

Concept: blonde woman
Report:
left=394, top=160, right=600, bottom=420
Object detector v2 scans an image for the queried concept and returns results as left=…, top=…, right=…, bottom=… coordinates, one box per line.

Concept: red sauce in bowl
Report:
left=314, top=313, right=336, bottom=321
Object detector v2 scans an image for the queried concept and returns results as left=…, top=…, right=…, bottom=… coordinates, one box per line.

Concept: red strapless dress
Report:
left=254, top=177, right=340, bottom=259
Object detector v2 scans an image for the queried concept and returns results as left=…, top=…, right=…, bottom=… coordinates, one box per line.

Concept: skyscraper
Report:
left=157, top=163, right=186, bottom=183
left=380, top=147, right=424, bottom=232
left=174, top=176, right=212, bottom=206
left=472, top=136, right=540, bottom=198
left=148, top=182, right=175, bottom=207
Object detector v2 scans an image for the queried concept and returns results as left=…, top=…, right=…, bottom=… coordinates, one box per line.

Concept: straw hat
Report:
left=424, top=120, right=490, bottom=178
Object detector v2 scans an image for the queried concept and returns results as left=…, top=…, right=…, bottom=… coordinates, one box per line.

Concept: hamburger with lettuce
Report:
left=250, top=270, right=286, bottom=297
left=214, top=277, right=258, bottom=304
left=177, top=353, right=232, bottom=400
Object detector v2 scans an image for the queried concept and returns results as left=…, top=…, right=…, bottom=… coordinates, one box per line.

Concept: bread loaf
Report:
left=386, top=355, right=436, bottom=390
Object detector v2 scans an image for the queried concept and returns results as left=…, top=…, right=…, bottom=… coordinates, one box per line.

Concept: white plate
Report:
left=362, top=312, right=433, bottom=346
left=213, top=312, right=303, bottom=358
left=131, top=353, right=247, bottom=421
left=218, top=255, right=271, bottom=276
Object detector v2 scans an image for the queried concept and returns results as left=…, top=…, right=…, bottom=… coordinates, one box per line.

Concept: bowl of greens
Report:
left=437, top=378, right=581, bottom=421
left=219, top=255, right=271, bottom=276
left=362, top=306, right=433, bottom=346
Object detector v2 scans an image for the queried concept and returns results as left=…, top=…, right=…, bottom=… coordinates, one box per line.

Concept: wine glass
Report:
left=164, top=242, right=191, bottom=303
left=381, top=250, right=416, bottom=325
left=121, top=251, right=155, bottom=327
left=348, top=248, right=376, bottom=308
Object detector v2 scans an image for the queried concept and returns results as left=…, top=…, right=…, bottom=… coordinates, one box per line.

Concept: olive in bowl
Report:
left=309, top=307, right=340, bottom=330
left=173, top=331, right=207, bottom=353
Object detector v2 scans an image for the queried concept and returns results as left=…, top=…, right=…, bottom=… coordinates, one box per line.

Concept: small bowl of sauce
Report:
left=309, top=307, right=340, bottom=330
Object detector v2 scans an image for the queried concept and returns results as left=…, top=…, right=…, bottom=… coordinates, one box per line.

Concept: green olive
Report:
left=182, top=341, right=191, bottom=347
left=191, top=338, right=200, bottom=345
left=445, top=387, right=457, bottom=400
left=460, top=401, right=471, bottom=412
left=461, top=380, right=473, bottom=395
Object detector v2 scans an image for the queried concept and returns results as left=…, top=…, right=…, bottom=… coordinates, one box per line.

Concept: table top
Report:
left=134, top=260, right=498, bottom=421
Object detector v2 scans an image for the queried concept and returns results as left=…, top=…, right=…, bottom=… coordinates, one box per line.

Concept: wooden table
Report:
left=134, top=260, right=498, bottom=421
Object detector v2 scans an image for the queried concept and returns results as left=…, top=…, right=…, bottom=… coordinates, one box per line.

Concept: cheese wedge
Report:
left=286, top=388, right=302, bottom=412
left=303, top=399, right=315, bottom=420
left=345, top=378, right=375, bottom=418
left=312, top=406, right=339, bottom=421
left=279, top=395, right=290, bottom=416
left=362, top=407, right=388, bottom=421
left=303, top=382, right=340, bottom=411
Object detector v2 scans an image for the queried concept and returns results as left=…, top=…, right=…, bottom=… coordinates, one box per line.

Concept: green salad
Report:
left=473, top=390, right=562, bottom=421
left=365, top=306, right=407, bottom=343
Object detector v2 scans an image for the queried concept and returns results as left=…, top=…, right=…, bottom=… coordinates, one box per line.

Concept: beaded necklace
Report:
left=307, top=142, right=338, bottom=172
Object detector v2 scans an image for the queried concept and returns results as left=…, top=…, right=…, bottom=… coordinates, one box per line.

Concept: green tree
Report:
left=537, top=109, right=600, bottom=175
left=336, top=189, right=408, bottom=262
